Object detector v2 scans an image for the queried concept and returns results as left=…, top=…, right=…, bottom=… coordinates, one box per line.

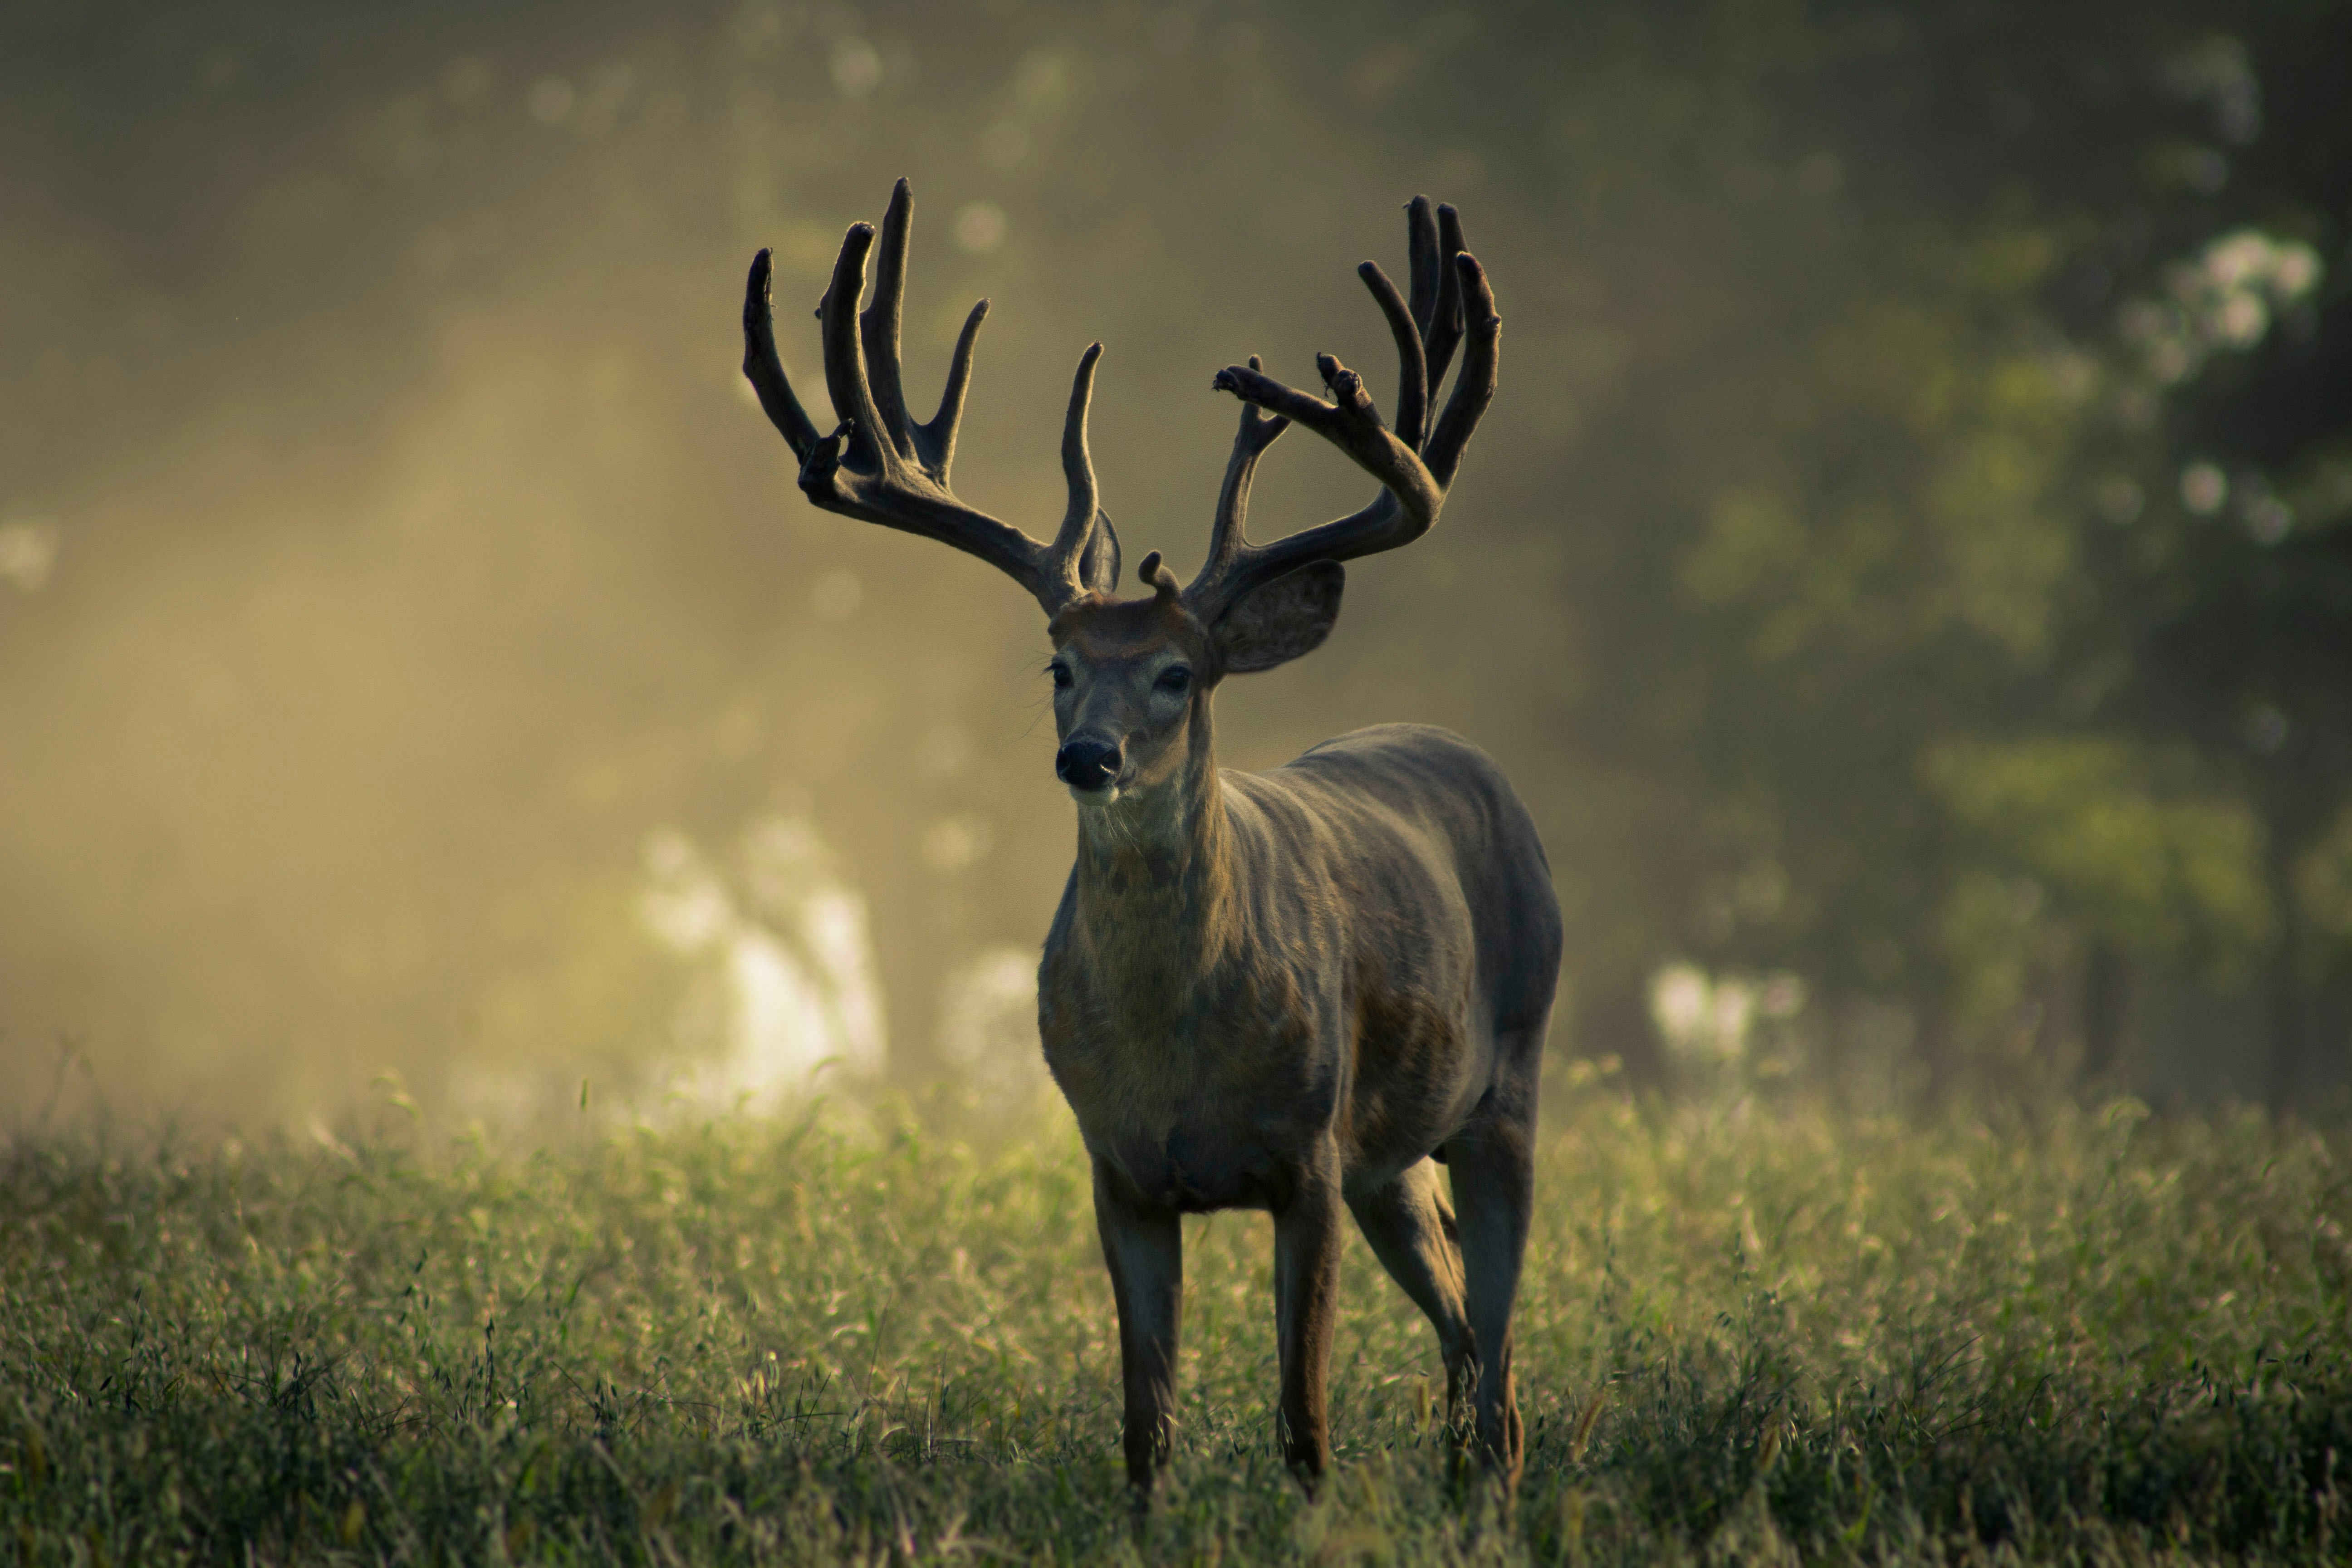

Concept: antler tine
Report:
left=1406, top=196, right=1442, bottom=343
left=1363, top=259, right=1430, bottom=452
left=920, top=299, right=990, bottom=479
left=1197, top=355, right=1290, bottom=591
left=1424, top=251, right=1499, bottom=488
left=1425, top=203, right=1470, bottom=397
left=1042, top=343, right=1105, bottom=600
left=743, top=249, right=821, bottom=458
left=860, top=178, right=918, bottom=461
left=820, top=221, right=887, bottom=461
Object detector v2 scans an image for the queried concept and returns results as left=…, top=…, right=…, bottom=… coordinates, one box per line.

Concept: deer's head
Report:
left=742, top=180, right=1499, bottom=809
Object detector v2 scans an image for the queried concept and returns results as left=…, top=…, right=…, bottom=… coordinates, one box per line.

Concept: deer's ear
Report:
left=1214, top=561, right=1345, bottom=673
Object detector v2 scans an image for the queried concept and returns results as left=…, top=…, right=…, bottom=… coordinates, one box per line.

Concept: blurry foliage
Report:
left=1924, top=736, right=2271, bottom=972
left=1, top=0, right=2349, bottom=1117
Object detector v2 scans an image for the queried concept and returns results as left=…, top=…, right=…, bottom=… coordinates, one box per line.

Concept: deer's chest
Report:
left=1042, top=975, right=1341, bottom=1212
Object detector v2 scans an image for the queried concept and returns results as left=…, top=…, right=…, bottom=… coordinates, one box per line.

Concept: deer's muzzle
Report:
left=1055, top=736, right=1124, bottom=794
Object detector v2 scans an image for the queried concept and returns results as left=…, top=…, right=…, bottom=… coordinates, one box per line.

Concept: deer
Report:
left=740, top=181, right=1561, bottom=1496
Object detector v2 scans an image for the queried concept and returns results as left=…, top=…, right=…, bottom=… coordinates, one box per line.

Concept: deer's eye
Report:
left=1157, top=666, right=1192, bottom=694
left=1049, top=663, right=1073, bottom=690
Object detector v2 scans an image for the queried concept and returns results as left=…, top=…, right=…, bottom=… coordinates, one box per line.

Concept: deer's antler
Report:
left=742, top=179, right=1120, bottom=615
left=1186, top=197, right=1498, bottom=625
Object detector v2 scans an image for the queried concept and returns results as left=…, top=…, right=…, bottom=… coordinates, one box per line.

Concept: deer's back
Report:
left=1234, top=722, right=1560, bottom=1036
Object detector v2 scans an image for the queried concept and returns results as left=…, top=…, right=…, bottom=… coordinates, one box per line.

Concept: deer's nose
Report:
left=1055, top=737, right=1123, bottom=792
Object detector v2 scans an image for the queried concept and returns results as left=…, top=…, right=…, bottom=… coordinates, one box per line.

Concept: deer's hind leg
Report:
left=1347, top=1159, right=1477, bottom=1426
left=1445, top=1035, right=1543, bottom=1490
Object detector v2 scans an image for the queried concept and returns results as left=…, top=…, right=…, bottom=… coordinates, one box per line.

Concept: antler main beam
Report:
left=741, top=179, right=1117, bottom=615
left=1186, top=198, right=1499, bottom=626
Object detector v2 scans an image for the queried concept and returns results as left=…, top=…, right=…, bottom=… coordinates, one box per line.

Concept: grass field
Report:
left=5, top=1068, right=2350, bottom=1565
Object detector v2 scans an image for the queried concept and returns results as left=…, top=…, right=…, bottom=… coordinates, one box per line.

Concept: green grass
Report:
left=5, top=1070, right=2351, bottom=1565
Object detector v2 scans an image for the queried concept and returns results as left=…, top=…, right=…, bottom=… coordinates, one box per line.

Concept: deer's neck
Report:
left=1070, top=703, right=1236, bottom=1016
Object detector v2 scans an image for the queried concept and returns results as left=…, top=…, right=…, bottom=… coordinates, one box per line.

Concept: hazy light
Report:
left=1757, top=974, right=1807, bottom=1019
left=919, top=815, right=992, bottom=875
left=731, top=1, right=797, bottom=51
left=2146, top=337, right=2193, bottom=385
left=1013, top=49, right=1073, bottom=113
left=525, top=77, right=576, bottom=125
left=2240, top=474, right=2295, bottom=544
left=980, top=122, right=1029, bottom=169
left=2214, top=290, right=2267, bottom=346
left=830, top=38, right=882, bottom=98
left=440, top=55, right=490, bottom=105
left=810, top=568, right=862, bottom=619
left=917, top=723, right=970, bottom=778
left=2179, top=462, right=2228, bottom=515
left=2244, top=499, right=2293, bottom=544
left=0, top=520, right=60, bottom=593
left=2272, top=245, right=2321, bottom=296
left=718, top=930, right=848, bottom=1097
left=641, top=818, right=887, bottom=1107
left=2124, top=229, right=2325, bottom=387
left=1651, top=964, right=1712, bottom=1049
left=1650, top=963, right=1804, bottom=1064
left=936, top=946, right=1044, bottom=1105
left=575, top=63, right=637, bottom=132
left=2096, top=477, right=2145, bottom=525
left=953, top=202, right=1007, bottom=254
left=641, top=828, right=730, bottom=948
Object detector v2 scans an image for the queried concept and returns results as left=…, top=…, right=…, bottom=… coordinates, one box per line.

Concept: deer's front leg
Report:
left=1272, top=1149, right=1345, bottom=1491
left=1092, top=1157, right=1183, bottom=1494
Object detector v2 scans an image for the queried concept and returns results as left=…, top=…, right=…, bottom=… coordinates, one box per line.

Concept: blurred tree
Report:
left=1389, top=0, right=2352, bottom=1102
left=2062, top=9, right=2352, bottom=1112
left=1302, top=0, right=2166, bottom=1090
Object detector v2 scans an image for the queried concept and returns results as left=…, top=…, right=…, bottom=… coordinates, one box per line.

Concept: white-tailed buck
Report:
left=742, top=181, right=1561, bottom=1494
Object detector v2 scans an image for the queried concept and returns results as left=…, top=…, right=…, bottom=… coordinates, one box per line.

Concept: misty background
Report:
left=4, top=0, right=2348, bottom=1125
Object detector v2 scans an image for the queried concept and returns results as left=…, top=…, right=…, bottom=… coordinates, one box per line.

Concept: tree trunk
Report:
left=2080, top=939, right=2132, bottom=1088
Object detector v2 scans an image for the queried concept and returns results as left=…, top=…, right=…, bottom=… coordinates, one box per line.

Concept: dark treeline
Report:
left=1, top=0, right=2347, bottom=1119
